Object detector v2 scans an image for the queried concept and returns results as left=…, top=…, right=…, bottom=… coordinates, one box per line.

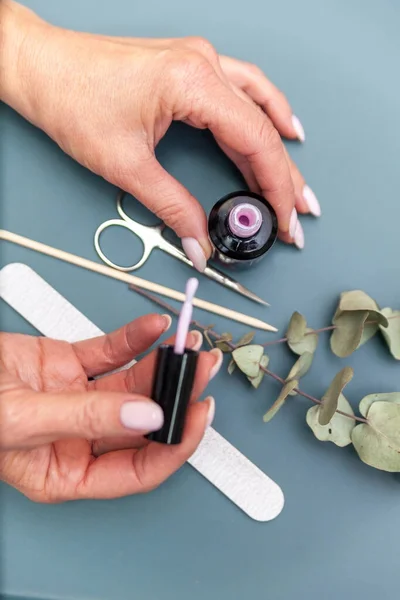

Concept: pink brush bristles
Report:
left=174, top=278, right=199, bottom=355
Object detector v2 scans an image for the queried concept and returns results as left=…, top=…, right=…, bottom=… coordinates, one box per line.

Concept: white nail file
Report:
left=0, top=263, right=284, bottom=521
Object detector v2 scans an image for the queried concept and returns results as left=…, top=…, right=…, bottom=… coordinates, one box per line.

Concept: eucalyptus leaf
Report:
left=334, top=290, right=388, bottom=327
left=359, top=392, right=400, bottom=418
left=215, top=341, right=233, bottom=353
left=379, top=308, right=400, bottom=360
left=318, top=367, right=354, bottom=425
left=330, top=311, right=369, bottom=358
left=351, top=424, right=400, bottom=472
left=227, top=359, right=236, bottom=375
left=358, top=321, right=379, bottom=347
left=288, top=328, right=318, bottom=356
left=367, top=401, right=400, bottom=451
left=232, top=344, right=264, bottom=378
left=306, top=394, right=355, bottom=447
left=220, top=332, right=233, bottom=341
left=236, top=332, right=255, bottom=347
left=286, top=312, right=307, bottom=344
left=248, top=355, right=269, bottom=389
left=286, top=352, right=313, bottom=396
left=263, top=379, right=298, bottom=422
left=287, top=351, right=314, bottom=381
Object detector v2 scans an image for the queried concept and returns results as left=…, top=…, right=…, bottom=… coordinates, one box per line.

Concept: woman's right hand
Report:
left=1, top=1, right=321, bottom=268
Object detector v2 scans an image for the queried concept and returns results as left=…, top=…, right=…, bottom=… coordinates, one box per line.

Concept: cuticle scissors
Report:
left=94, top=190, right=268, bottom=305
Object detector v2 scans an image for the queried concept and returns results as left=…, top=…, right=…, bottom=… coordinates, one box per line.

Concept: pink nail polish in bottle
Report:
left=208, top=191, right=278, bottom=269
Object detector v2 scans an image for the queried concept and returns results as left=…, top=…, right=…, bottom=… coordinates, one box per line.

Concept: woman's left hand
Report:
left=0, top=314, right=220, bottom=503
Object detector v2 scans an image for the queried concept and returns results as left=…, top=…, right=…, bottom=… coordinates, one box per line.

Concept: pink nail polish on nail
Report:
left=294, top=221, right=305, bottom=249
left=292, top=115, right=305, bottom=142
left=190, top=331, right=203, bottom=351
left=209, top=348, right=223, bottom=380
left=161, top=314, right=172, bottom=331
left=120, top=401, right=164, bottom=431
left=303, top=185, right=321, bottom=217
left=206, top=396, right=215, bottom=428
left=182, top=238, right=207, bottom=272
left=289, top=208, right=298, bottom=238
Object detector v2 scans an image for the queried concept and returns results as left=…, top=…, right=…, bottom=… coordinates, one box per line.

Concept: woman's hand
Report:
left=1, top=2, right=321, bottom=268
left=0, top=314, right=221, bottom=502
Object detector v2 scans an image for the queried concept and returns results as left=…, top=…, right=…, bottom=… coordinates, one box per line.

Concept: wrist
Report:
left=0, top=1, right=53, bottom=125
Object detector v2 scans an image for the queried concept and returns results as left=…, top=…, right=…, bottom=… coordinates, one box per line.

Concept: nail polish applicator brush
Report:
left=147, top=278, right=200, bottom=445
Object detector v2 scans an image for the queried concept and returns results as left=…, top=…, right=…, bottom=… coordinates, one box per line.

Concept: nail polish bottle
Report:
left=147, top=344, right=198, bottom=445
left=208, top=191, right=278, bottom=269
left=147, top=278, right=199, bottom=445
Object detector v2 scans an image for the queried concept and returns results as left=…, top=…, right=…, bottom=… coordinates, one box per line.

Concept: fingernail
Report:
left=292, top=115, right=305, bottom=142
left=303, top=185, right=321, bottom=217
left=120, top=401, right=164, bottom=431
left=190, top=330, right=203, bottom=351
left=205, top=396, right=215, bottom=428
left=289, top=208, right=298, bottom=238
left=209, top=348, right=223, bottom=380
left=161, top=314, right=172, bottom=331
left=182, top=238, right=207, bottom=273
left=294, top=220, right=305, bottom=249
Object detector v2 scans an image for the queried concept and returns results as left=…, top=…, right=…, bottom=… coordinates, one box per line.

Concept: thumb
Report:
left=123, top=154, right=212, bottom=271
left=2, top=389, right=164, bottom=450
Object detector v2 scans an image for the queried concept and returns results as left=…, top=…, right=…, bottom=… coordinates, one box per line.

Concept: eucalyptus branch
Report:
left=260, top=366, right=367, bottom=423
left=128, top=284, right=366, bottom=422
left=262, top=318, right=400, bottom=348
left=262, top=326, right=336, bottom=347
left=130, top=284, right=400, bottom=473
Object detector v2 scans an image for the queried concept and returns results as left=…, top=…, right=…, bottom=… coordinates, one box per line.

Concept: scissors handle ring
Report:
left=116, top=189, right=131, bottom=221
left=94, top=219, right=152, bottom=272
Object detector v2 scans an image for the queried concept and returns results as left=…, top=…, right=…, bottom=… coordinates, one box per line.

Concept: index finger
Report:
left=192, top=76, right=296, bottom=233
left=72, top=314, right=171, bottom=377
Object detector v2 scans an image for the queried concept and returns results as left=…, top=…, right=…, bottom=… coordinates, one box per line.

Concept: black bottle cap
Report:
left=147, top=344, right=199, bottom=445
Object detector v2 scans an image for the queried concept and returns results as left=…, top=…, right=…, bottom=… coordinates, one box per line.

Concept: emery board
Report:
left=0, top=263, right=284, bottom=522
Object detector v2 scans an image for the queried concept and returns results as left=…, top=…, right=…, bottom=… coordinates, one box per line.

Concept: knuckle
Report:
left=181, top=36, right=218, bottom=61
left=78, top=397, right=104, bottom=439
left=165, top=47, right=215, bottom=88
left=245, top=61, right=263, bottom=77
left=101, top=335, right=117, bottom=368
left=0, top=395, right=25, bottom=450
left=247, top=119, right=282, bottom=159
left=260, top=120, right=282, bottom=153
left=153, top=201, right=188, bottom=233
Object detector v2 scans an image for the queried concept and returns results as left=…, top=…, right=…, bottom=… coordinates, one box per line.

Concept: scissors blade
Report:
left=157, top=237, right=269, bottom=305
left=203, top=265, right=270, bottom=306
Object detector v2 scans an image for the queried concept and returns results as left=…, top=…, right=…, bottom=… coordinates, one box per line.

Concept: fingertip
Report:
left=201, top=237, right=213, bottom=260
left=120, top=398, right=164, bottom=432
left=205, top=396, right=215, bottom=427
left=161, top=314, right=172, bottom=332
left=182, top=398, right=210, bottom=443
left=294, top=220, right=305, bottom=250
left=182, top=237, right=207, bottom=272
left=291, top=115, right=305, bottom=142
left=289, top=207, right=298, bottom=238
left=126, top=313, right=169, bottom=341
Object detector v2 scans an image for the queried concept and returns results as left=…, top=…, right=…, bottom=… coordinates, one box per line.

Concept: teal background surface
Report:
left=1, top=0, right=400, bottom=599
